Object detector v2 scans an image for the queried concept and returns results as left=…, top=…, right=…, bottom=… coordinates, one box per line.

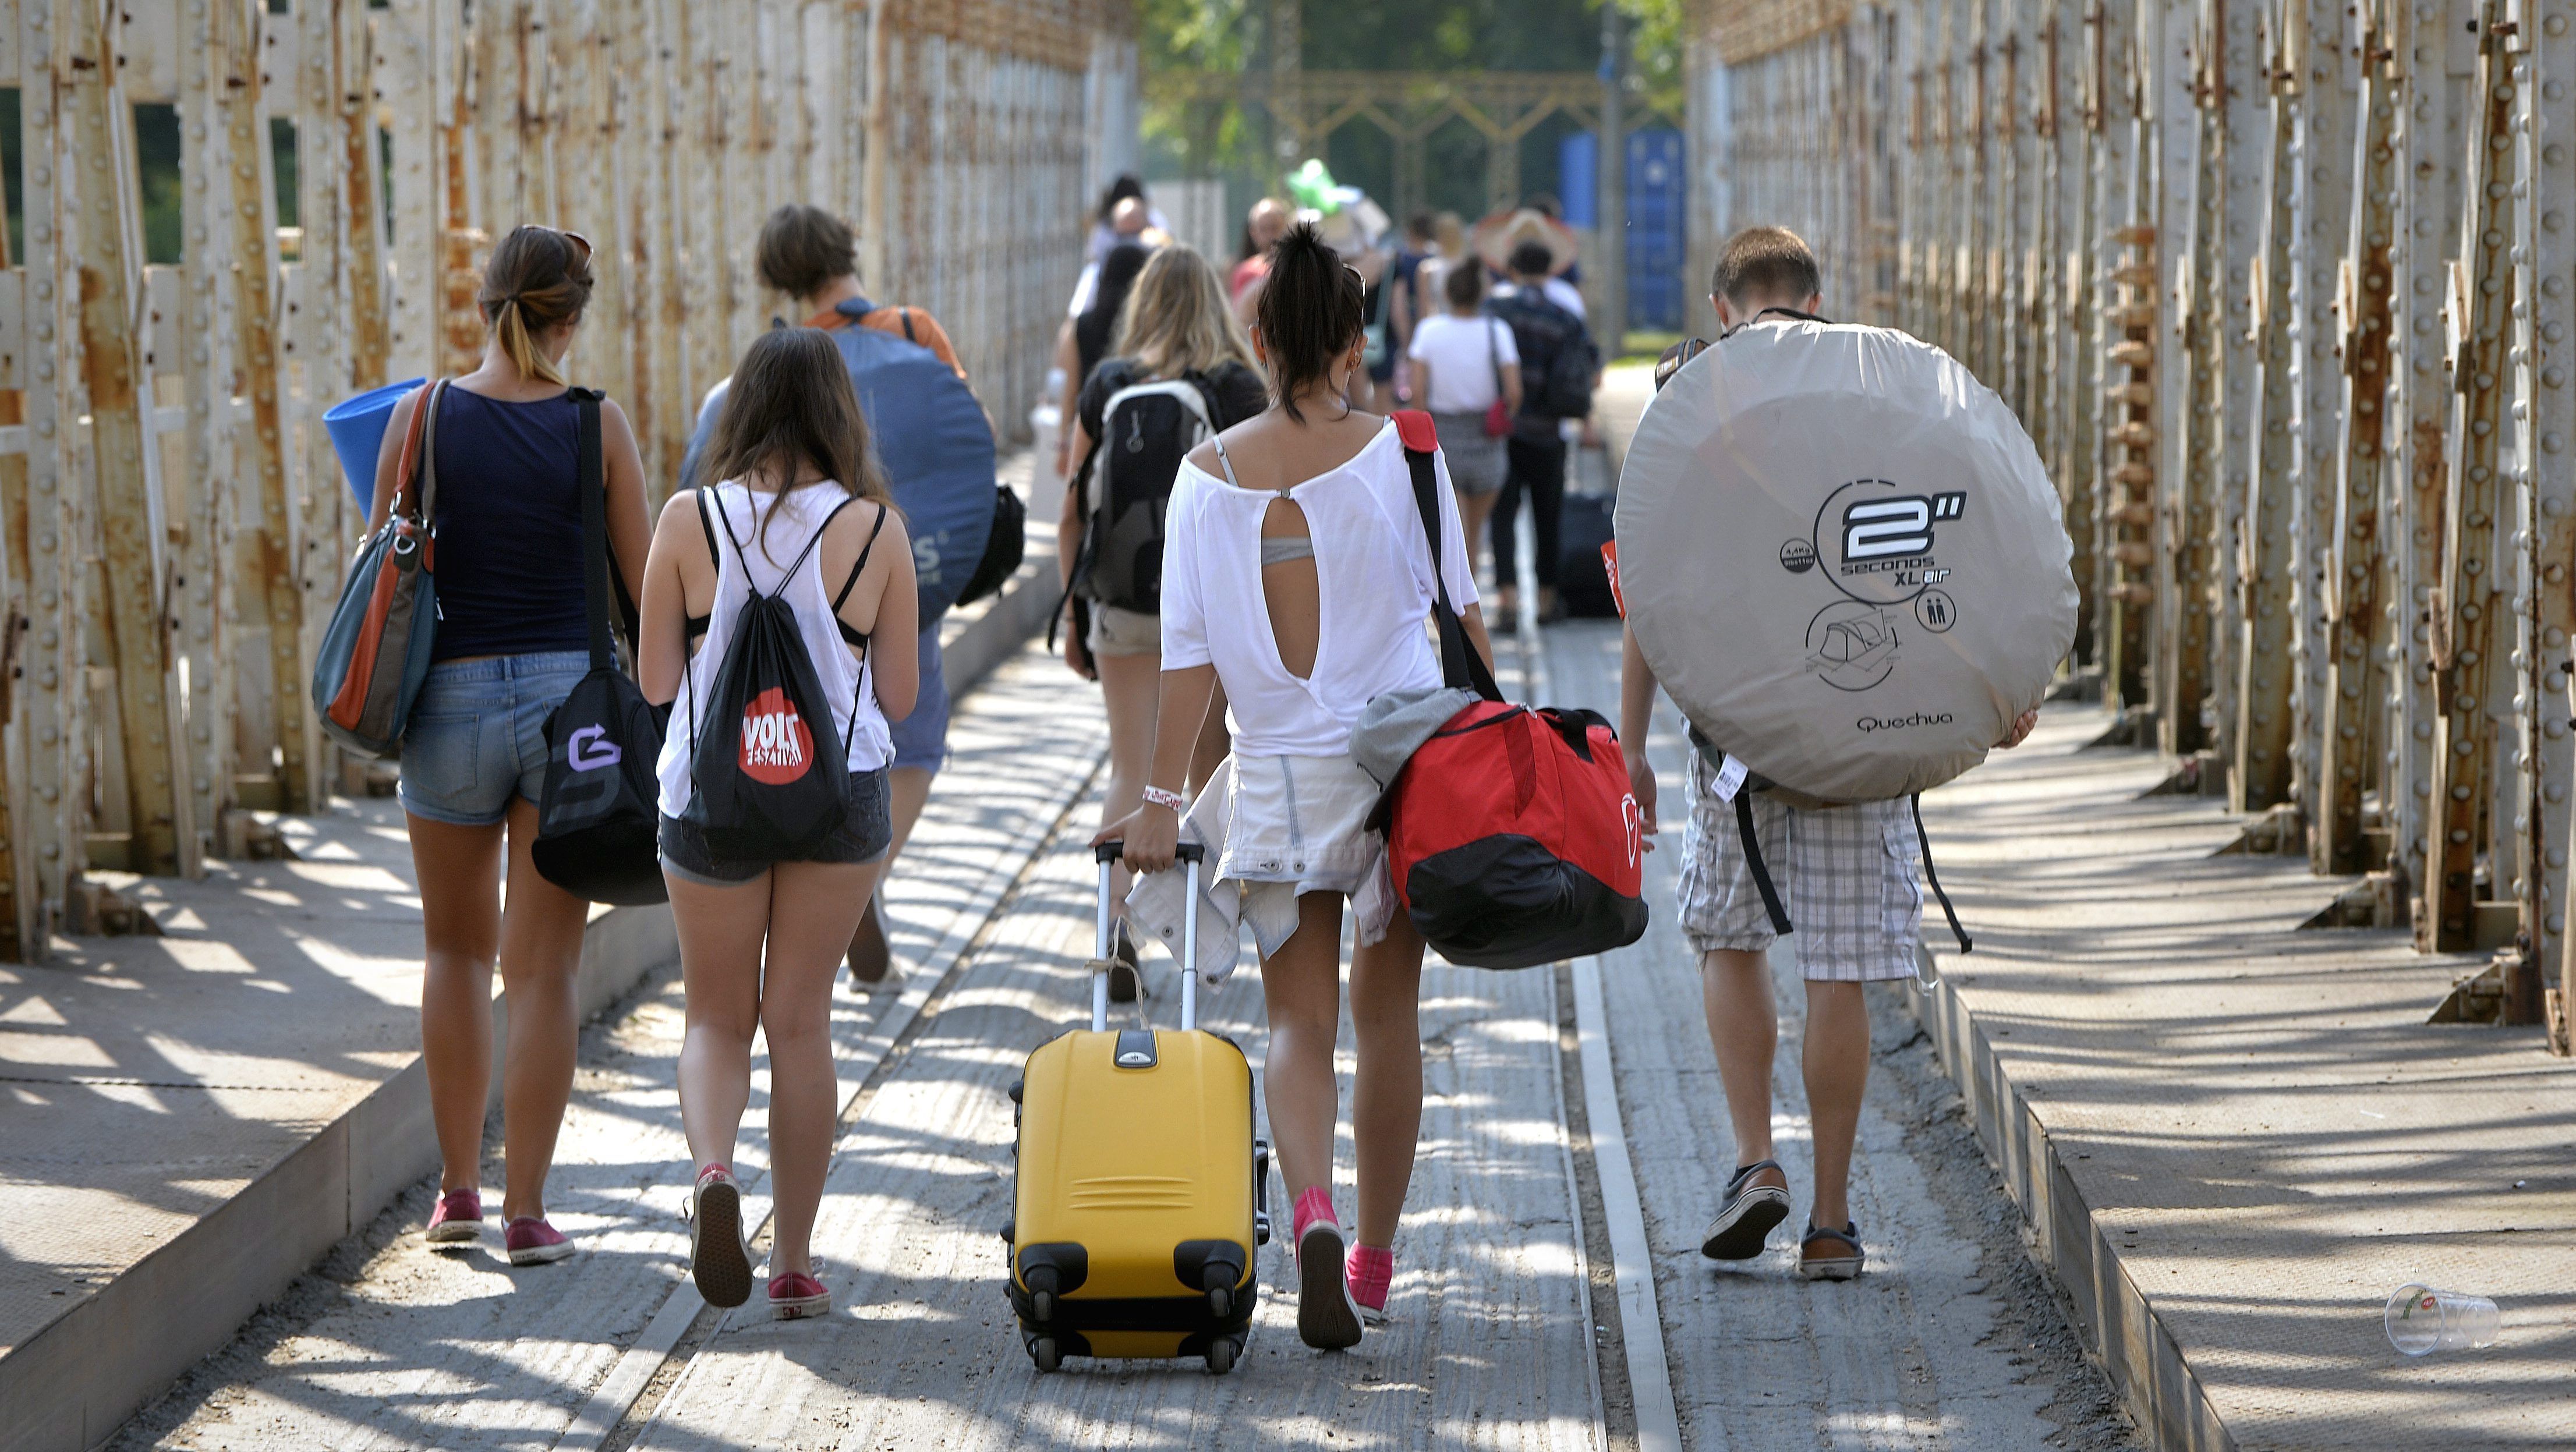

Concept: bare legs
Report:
left=1257, top=893, right=1428, bottom=1248
left=1096, top=649, right=1162, bottom=908
left=1456, top=485, right=1499, bottom=595
left=671, top=858, right=882, bottom=1277
left=411, top=796, right=591, bottom=1222
left=1700, top=947, right=1871, bottom=1227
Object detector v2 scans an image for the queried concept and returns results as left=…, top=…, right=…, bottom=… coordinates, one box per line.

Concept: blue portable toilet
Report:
left=1558, top=132, right=1599, bottom=228
left=1556, top=128, right=1689, bottom=332
left=1625, top=128, right=1687, bottom=331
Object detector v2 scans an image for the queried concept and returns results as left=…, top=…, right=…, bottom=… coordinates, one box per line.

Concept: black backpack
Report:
left=532, top=389, right=670, bottom=905
left=681, top=489, right=887, bottom=860
left=1493, top=292, right=1600, bottom=420
left=1071, top=372, right=1218, bottom=613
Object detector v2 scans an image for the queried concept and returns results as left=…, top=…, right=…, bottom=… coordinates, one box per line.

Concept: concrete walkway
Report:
left=89, top=618, right=2142, bottom=1451
left=1910, top=706, right=2576, bottom=1450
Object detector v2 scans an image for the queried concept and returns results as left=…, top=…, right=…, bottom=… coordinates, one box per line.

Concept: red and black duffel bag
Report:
left=1376, top=412, right=1649, bottom=970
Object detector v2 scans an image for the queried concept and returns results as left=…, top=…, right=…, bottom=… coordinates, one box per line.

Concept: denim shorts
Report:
left=659, top=766, right=894, bottom=886
left=398, top=651, right=590, bottom=827
left=887, top=624, right=950, bottom=774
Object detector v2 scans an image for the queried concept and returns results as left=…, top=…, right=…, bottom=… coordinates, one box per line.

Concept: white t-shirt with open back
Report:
left=1159, top=418, right=1480, bottom=760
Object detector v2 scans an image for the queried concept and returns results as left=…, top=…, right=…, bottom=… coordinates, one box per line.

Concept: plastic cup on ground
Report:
left=2384, top=1283, right=2500, bottom=1356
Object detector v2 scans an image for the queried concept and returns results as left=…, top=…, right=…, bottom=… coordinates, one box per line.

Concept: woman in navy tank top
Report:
left=364, top=226, right=654, bottom=1267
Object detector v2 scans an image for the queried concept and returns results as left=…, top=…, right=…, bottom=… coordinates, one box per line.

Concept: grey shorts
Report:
left=1676, top=753, right=1923, bottom=982
left=1086, top=601, right=1160, bottom=658
left=1431, top=412, right=1509, bottom=495
left=659, top=766, right=894, bottom=886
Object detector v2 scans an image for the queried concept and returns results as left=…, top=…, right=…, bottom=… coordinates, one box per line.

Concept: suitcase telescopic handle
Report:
left=1088, top=840, right=1204, bottom=1034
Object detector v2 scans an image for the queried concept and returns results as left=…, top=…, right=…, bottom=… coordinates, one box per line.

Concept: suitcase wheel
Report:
left=999, top=1218, right=1014, bottom=1245
left=1031, top=1288, right=1055, bottom=1322
left=1204, top=1337, right=1237, bottom=1375
left=1029, top=1335, right=1061, bottom=1373
left=1207, top=1283, right=1232, bottom=1320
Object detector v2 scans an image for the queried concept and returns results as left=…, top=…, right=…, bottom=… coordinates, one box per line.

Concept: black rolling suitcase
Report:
left=1558, top=486, right=1622, bottom=618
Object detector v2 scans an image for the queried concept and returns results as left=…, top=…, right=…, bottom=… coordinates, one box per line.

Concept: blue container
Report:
left=321, top=377, right=426, bottom=512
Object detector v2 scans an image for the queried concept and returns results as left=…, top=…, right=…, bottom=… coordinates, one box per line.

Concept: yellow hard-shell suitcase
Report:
left=1004, top=842, right=1271, bottom=1373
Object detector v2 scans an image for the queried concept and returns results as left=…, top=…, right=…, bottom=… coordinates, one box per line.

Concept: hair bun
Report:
left=1253, top=222, right=1366, bottom=423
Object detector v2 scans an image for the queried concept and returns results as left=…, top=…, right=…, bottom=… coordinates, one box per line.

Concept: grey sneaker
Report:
left=1700, top=1159, right=1792, bottom=1260
left=1797, top=1221, right=1866, bottom=1281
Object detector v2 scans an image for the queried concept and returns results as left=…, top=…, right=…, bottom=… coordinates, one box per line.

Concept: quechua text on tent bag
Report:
left=311, top=379, right=448, bottom=758
left=1374, top=410, right=1649, bottom=969
left=681, top=491, right=879, bottom=860
left=532, top=389, right=671, bottom=905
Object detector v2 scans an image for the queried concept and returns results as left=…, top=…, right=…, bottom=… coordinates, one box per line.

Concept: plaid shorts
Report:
left=1676, top=753, right=1924, bottom=982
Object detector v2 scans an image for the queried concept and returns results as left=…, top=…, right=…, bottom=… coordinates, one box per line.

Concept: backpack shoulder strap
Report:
left=568, top=388, right=615, bottom=671
left=1391, top=409, right=1501, bottom=702
left=687, top=487, right=721, bottom=642
left=832, top=504, right=894, bottom=647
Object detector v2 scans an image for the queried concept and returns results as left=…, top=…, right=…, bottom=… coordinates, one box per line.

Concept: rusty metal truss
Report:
left=0, top=0, right=1135, bottom=960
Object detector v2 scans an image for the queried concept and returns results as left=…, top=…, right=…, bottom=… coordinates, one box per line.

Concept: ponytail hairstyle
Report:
left=698, top=328, right=893, bottom=562
left=1254, top=223, right=1365, bottom=423
left=477, top=225, right=594, bottom=386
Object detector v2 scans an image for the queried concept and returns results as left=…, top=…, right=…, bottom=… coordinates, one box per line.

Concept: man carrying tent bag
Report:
left=1618, top=227, right=2058, bottom=1282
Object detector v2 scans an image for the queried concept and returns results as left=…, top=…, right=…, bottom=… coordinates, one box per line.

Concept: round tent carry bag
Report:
left=1613, top=320, right=2076, bottom=806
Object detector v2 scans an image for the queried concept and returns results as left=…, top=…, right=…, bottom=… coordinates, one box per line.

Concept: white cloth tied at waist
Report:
left=1124, top=753, right=1398, bottom=983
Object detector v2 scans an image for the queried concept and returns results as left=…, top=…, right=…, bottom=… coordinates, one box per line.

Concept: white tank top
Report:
left=656, top=481, right=895, bottom=818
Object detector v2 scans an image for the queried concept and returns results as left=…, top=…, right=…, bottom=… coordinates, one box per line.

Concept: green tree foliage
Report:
left=1143, top=1, right=1687, bottom=184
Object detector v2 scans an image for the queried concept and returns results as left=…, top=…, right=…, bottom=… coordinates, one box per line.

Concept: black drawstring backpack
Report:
left=682, top=488, right=885, bottom=860
left=532, top=389, right=670, bottom=905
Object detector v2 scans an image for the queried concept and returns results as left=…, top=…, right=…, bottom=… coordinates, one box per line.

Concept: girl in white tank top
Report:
left=653, top=480, right=896, bottom=816
left=634, top=328, right=919, bottom=1323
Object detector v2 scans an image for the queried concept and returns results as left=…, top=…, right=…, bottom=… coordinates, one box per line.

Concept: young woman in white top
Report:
left=1405, top=261, right=1522, bottom=576
left=1105, top=224, right=1495, bottom=1350
left=638, top=328, right=919, bottom=1321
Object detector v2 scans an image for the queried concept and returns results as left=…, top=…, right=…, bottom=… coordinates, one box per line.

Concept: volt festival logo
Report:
left=739, top=688, right=815, bottom=784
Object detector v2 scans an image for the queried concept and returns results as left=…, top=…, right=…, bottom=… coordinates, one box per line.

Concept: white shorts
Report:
left=1676, top=753, right=1924, bottom=982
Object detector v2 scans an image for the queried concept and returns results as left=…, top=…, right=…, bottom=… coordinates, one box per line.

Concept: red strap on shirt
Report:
left=1391, top=408, right=1439, bottom=455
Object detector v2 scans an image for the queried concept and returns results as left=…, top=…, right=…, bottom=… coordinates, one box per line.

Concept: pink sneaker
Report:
left=425, top=1188, right=483, bottom=1245
left=1346, top=1244, right=1393, bottom=1326
left=769, top=1270, right=832, bottom=1320
left=1291, top=1187, right=1363, bottom=1350
left=689, top=1164, right=753, bottom=1308
left=503, top=1216, right=576, bottom=1266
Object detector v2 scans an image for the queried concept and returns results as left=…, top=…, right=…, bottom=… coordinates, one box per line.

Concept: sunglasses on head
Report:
left=533, top=225, right=592, bottom=265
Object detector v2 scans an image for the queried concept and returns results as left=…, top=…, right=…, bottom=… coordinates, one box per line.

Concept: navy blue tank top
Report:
left=428, top=388, right=589, bottom=662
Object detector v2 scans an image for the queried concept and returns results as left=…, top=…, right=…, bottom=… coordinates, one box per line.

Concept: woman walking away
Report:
left=639, top=330, right=919, bottom=1320
left=1052, top=242, right=1155, bottom=481
left=1102, top=225, right=1494, bottom=1349
left=374, top=225, right=653, bottom=1266
left=1405, top=262, right=1520, bottom=586
left=1059, top=245, right=1265, bottom=1000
